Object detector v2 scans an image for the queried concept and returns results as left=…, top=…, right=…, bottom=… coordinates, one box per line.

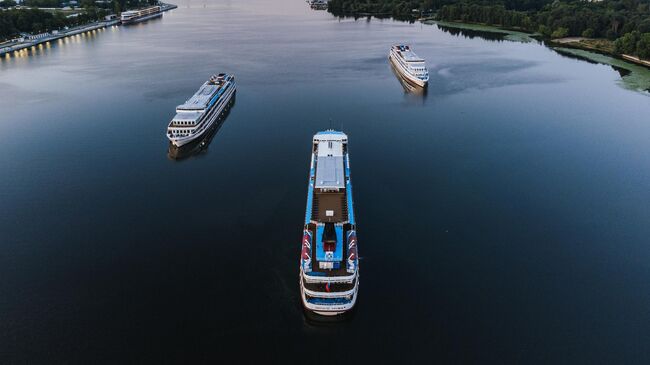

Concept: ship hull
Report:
left=121, top=12, right=162, bottom=25
left=389, top=53, right=428, bottom=87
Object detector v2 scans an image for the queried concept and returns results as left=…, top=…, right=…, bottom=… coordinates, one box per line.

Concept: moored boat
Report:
left=389, top=44, right=429, bottom=87
left=300, top=130, right=359, bottom=317
left=166, top=74, right=236, bottom=147
left=120, top=6, right=162, bottom=25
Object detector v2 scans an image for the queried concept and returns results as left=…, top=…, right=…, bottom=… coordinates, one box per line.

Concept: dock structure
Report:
left=0, top=2, right=177, bottom=57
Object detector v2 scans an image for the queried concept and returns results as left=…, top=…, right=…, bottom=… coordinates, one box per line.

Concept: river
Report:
left=1, top=0, right=650, bottom=362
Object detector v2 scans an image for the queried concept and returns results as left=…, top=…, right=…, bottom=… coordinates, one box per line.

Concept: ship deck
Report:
left=306, top=222, right=352, bottom=277
left=311, top=191, right=347, bottom=223
left=392, top=45, right=424, bottom=62
left=177, top=83, right=220, bottom=110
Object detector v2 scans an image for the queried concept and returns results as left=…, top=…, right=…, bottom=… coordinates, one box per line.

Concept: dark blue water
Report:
left=2, top=1, right=650, bottom=363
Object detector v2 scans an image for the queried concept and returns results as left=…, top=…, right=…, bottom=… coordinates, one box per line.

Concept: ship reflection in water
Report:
left=167, top=97, right=236, bottom=160
left=390, top=62, right=427, bottom=100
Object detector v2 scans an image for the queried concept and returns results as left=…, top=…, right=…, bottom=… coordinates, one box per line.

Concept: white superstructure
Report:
left=389, top=44, right=429, bottom=87
left=166, top=74, right=236, bottom=147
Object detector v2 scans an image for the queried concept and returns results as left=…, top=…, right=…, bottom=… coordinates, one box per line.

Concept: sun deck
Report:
left=310, top=132, right=349, bottom=224
left=177, top=83, right=220, bottom=111
left=312, top=191, right=347, bottom=222
left=393, top=44, right=425, bottom=62
left=176, top=75, right=232, bottom=112
left=403, top=52, right=424, bottom=62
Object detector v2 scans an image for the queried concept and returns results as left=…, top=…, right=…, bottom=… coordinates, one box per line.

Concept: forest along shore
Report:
left=327, top=0, right=650, bottom=69
left=422, top=18, right=650, bottom=71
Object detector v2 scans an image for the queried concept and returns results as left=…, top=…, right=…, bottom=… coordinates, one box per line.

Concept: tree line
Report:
left=327, top=0, right=650, bottom=59
left=0, top=8, right=107, bottom=39
left=328, top=0, right=441, bottom=18
left=436, top=0, right=650, bottom=58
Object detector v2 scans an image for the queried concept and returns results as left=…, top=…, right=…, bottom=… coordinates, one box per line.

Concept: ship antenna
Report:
left=329, top=118, right=332, bottom=131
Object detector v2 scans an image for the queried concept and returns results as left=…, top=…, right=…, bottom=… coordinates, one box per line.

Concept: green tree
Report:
left=551, top=26, right=568, bottom=38
left=614, top=31, right=640, bottom=54
left=636, top=33, right=650, bottom=59
left=582, top=28, right=594, bottom=38
left=538, top=24, right=551, bottom=36
left=0, top=0, right=16, bottom=8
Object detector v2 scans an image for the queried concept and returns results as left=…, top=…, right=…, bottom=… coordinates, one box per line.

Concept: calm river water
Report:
left=1, top=0, right=650, bottom=363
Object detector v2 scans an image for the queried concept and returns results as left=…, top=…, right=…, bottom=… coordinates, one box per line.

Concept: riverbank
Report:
left=422, top=19, right=650, bottom=71
left=423, top=20, right=650, bottom=93
left=554, top=47, right=650, bottom=92
left=423, top=20, right=539, bottom=43
left=550, top=37, right=650, bottom=69
left=0, top=20, right=118, bottom=56
left=0, top=3, right=177, bottom=58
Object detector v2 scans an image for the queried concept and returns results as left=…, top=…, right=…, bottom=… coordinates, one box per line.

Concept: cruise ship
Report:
left=389, top=44, right=429, bottom=87
left=300, top=130, right=359, bottom=317
left=120, top=6, right=162, bottom=25
left=167, top=74, right=236, bottom=147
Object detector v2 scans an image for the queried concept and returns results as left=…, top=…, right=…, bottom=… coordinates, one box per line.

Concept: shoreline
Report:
left=424, top=20, right=540, bottom=43
left=0, top=3, right=177, bottom=58
left=423, top=19, right=650, bottom=70
left=423, top=20, right=650, bottom=92
left=549, top=37, right=650, bottom=69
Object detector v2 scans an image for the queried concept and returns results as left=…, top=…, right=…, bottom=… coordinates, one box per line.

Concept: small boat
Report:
left=299, top=130, right=359, bottom=317
left=389, top=44, right=429, bottom=87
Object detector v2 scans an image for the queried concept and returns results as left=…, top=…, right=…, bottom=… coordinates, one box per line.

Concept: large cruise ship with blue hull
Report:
left=300, top=130, right=359, bottom=317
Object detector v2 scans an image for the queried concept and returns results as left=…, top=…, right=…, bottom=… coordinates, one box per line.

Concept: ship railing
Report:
left=303, top=286, right=356, bottom=299
left=302, top=269, right=356, bottom=284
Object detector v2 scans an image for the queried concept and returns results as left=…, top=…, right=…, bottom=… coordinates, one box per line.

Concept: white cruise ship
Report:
left=120, top=6, right=162, bottom=25
left=389, top=44, right=429, bottom=87
left=166, top=74, right=236, bottom=147
left=300, top=130, right=359, bottom=318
